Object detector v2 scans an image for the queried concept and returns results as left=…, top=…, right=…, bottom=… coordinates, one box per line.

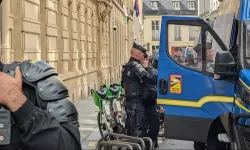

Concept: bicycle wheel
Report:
left=97, top=111, right=106, bottom=137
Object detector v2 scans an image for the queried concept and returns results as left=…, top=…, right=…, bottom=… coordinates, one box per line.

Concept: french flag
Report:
left=134, top=0, right=140, bottom=17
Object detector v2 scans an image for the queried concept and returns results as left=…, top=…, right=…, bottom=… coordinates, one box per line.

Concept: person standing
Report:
left=141, top=53, right=160, bottom=148
left=121, top=43, right=156, bottom=137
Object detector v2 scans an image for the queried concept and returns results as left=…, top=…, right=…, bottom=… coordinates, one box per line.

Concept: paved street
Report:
left=74, top=98, right=101, bottom=150
left=74, top=98, right=194, bottom=150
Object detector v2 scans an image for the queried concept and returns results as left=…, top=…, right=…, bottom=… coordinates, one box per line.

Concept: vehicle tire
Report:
left=193, top=142, right=205, bottom=150
left=194, top=137, right=231, bottom=150
left=206, top=135, right=231, bottom=150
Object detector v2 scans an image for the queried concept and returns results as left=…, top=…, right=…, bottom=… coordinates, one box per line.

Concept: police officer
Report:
left=141, top=53, right=160, bottom=148
left=193, top=42, right=215, bottom=72
left=0, top=60, right=81, bottom=150
left=173, top=47, right=185, bottom=64
left=121, top=43, right=156, bottom=137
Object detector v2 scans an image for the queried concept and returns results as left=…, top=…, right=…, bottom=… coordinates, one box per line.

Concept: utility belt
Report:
left=126, top=91, right=142, bottom=99
left=124, top=83, right=156, bottom=101
left=125, top=96, right=143, bottom=103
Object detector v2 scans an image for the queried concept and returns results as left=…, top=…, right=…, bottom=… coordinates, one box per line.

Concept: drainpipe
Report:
left=1, top=0, right=10, bottom=63
left=109, top=11, right=112, bottom=84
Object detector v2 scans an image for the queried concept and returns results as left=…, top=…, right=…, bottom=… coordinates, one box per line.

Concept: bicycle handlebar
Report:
left=90, top=83, right=122, bottom=94
left=90, top=84, right=107, bottom=93
left=100, top=84, right=106, bottom=88
left=110, top=83, right=121, bottom=87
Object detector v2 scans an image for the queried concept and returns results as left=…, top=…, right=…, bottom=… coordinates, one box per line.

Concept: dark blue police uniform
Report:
left=144, top=65, right=160, bottom=148
left=121, top=43, right=155, bottom=137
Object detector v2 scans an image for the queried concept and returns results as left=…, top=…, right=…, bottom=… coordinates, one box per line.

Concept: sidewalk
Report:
left=73, top=98, right=193, bottom=150
left=74, top=98, right=101, bottom=150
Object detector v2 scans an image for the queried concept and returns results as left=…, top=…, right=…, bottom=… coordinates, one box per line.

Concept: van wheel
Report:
left=193, top=142, right=205, bottom=150
left=194, top=137, right=231, bottom=150
left=207, top=135, right=231, bottom=150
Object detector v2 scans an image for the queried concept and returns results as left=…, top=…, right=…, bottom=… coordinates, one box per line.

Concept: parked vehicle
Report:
left=156, top=0, right=250, bottom=149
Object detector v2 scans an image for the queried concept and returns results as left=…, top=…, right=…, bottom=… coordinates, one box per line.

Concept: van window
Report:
left=167, top=24, right=222, bottom=73
left=243, top=21, right=250, bottom=68
left=167, top=24, right=202, bottom=71
left=246, top=23, right=250, bottom=60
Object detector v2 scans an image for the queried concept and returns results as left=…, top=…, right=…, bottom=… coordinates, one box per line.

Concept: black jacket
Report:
left=143, top=66, right=158, bottom=109
left=121, top=57, right=156, bottom=102
left=0, top=61, right=81, bottom=150
left=121, top=57, right=144, bottom=101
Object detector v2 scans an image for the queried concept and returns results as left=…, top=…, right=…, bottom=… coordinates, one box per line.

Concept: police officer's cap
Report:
left=193, top=42, right=212, bottom=53
left=133, top=42, right=148, bottom=54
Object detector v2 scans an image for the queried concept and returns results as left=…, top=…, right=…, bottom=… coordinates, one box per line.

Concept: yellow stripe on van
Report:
left=157, top=78, right=250, bottom=112
left=157, top=96, right=234, bottom=108
left=157, top=96, right=250, bottom=112
left=239, top=78, right=250, bottom=90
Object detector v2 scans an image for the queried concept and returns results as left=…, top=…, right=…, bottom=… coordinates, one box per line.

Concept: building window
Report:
left=174, top=25, right=181, bottom=41
left=152, top=21, right=160, bottom=41
left=173, top=1, right=180, bottom=10
left=151, top=1, right=158, bottom=10
left=152, top=45, right=159, bottom=55
left=189, top=26, right=195, bottom=40
left=188, top=1, right=195, bottom=10
left=152, top=45, right=159, bottom=50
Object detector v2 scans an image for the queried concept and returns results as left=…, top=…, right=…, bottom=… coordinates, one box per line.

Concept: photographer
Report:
left=0, top=60, right=81, bottom=150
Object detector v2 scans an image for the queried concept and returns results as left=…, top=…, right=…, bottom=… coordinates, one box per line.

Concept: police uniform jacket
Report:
left=0, top=60, right=81, bottom=150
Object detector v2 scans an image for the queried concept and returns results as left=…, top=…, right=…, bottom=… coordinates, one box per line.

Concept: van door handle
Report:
left=159, top=78, right=168, bottom=95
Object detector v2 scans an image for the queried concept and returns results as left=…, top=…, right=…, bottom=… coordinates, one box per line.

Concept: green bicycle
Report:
left=107, top=83, right=126, bottom=134
left=90, top=84, right=125, bottom=137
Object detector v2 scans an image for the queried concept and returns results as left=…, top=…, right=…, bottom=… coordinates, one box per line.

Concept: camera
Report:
left=113, top=25, right=117, bottom=30
left=0, top=106, right=11, bottom=145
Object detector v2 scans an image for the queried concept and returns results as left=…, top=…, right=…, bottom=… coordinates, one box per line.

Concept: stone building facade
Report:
left=143, top=0, right=198, bottom=55
left=0, top=0, right=135, bottom=101
left=198, top=0, right=222, bottom=19
left=133, top=0, right=144, bottom=45
left=198, top=0, right=240, bottom=23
